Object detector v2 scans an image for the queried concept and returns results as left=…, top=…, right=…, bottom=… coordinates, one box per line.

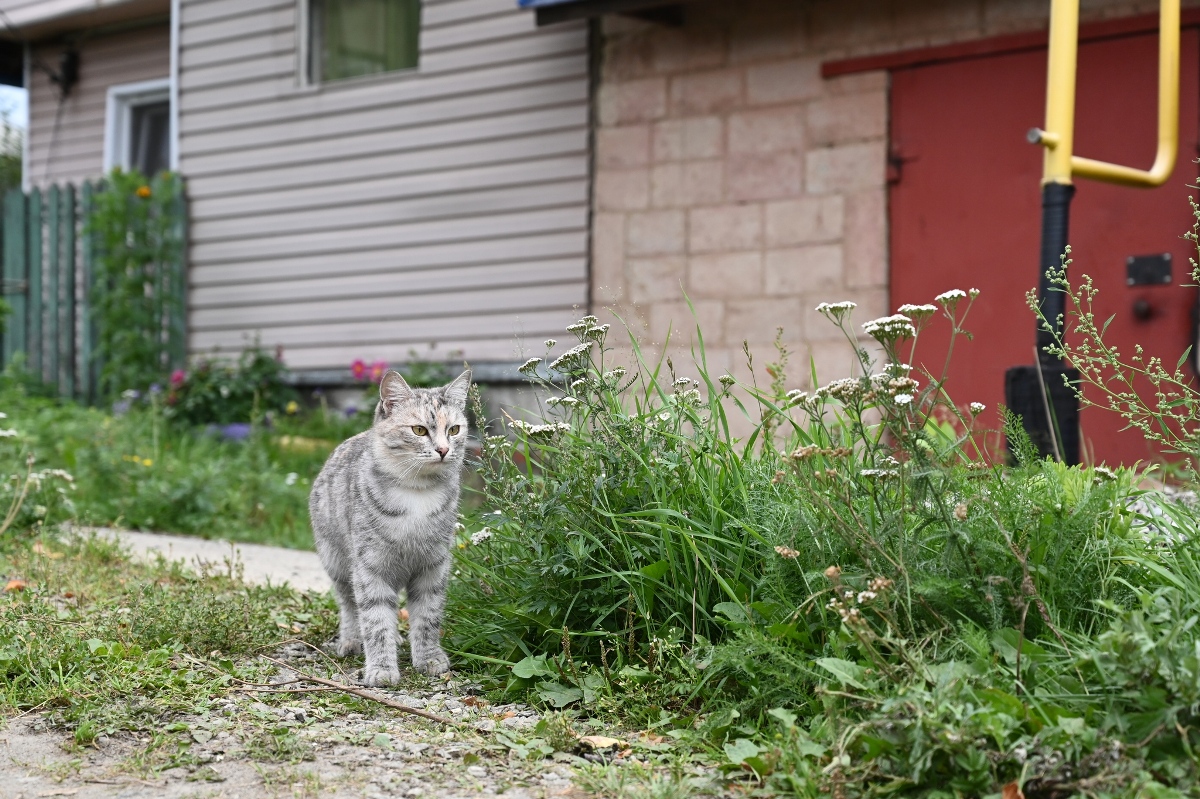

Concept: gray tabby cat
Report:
left=309, top=369, right=471, bottom=685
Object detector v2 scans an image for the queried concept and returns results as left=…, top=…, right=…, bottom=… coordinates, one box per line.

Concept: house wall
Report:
left=26, top=22, right=170, bottom=187
left=593, top=0, right=1200, bottom=387
left=178, top=0, right=591, bottom=373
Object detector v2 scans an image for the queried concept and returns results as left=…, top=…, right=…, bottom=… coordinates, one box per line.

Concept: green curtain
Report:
left=314, top=0, right=421, bottom=82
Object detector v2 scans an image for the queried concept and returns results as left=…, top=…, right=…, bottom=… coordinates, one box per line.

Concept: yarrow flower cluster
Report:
left=549, top=342, right=593, bottom=371
left=935, top=289, right=967, bottom=303
left=518, top=357, right=542, bottom=375
left=861, top=456, right=901, bottom=479
left=815, top=301, right=857, bottom=323
left=816, top=377, right=866, bottom=403
left=824, top=574, right=893, bottom=625
left=546, top=396, right=581, bottom=408
left=969, top=402, right=986, bottom=415
left=893, top=393, right=913, bottom=406
left=896, top=303, right=938, bottom=320
left=603, top=367, right=627, bottom=383
left=471, top=528, right=493, bottom=545
left=774, top=545, right=800, bottom=559
left=862, top=314, right=916, bottom=342
left=718, top=374, right=735, bottom=389
left=510, top=420, right=571, bottom=437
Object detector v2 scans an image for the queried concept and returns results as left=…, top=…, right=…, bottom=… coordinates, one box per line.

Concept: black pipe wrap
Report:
left=1035, top=182, right=1075, bottom=362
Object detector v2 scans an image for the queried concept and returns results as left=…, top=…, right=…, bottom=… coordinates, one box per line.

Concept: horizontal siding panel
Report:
left=184, top=128, right=586, bottom=199
left=190, top=206, right=587, bottom=264
left=191, top=257, right=585, bottom=308
left=182, top=103, right=586, bottom=177
left=193, top=282, right=582, bottom=329
left=192, top=309, right=582, bottom=352
left=191, top=156, right=587, bottom=220
left=178, top=0, right=590, bottom=369
left=180, top=0, right=290, bottom=26
left=190, top=230, right=587, bottom=286
left=178, top=48, right=586, bottom=137
left=181, top=74, right=587, bottom=154
left=190, top=180, right=587, bottom=242
left=193, top=326, right=580, bottom=370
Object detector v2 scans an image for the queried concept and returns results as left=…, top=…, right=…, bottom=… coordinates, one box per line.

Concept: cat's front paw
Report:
left=361, top=663, right=401, bottom=686
left=335, top=636, right=363, bottom=657
left=413, top=648, right=451, bottom=676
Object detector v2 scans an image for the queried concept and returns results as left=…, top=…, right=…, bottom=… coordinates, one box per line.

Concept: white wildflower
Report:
left=897, top=303, right=938, bottom=320
left=578, top=315, right=599, bottom=326
left=0, top=412, right=7, bottom=419
left=860, top=468, right=899, bottom=479
left=969, top=402, right=986, bottom=415
left=816, top=377, right=865, bottom=402
left=969, top=287, right=981, bottom=298
left=570, top=378, right=588, bottom=390
left=815, top=301, right=857, bottom=321
left=0, top=429, right=17, bottom=438
left=856, top=590, right=877, bottom=603
left=549, top=342, right=593, bottom=370
left=718, top=374, right=735, bottom=388
left=774, top=545, right=800, bottom=559
left=33, top=505, right=46, bottom=517
left=285, top=472, right=299, bottom=486
left=862, top=314, right=916, bottom=342
left=935, top=289, right=967, bottom=304
left=673, top=377, right=693, bottom=388
left=584, top=324, right=610, bottom=341
left=510, top=420, right=571, bottom=437
left=658, top=412, right=671, bottom=422
left=603, top=367, right=627, bottom=382
left=893, top=393, right=913, bottom=406
left=518, top=357, right=542, bottom=375
left=544, top=339, right=557, bottom=349
left=471, top=528, right=493, bottom=545
left=565, top=322, right=588, bottom=334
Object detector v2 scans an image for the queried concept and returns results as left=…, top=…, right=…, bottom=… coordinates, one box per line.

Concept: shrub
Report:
left=164, top=346, right=297, bottom=426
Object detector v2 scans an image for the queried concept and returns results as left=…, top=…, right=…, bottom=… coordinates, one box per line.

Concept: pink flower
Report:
left=170, top=369, right=186, bottom=387
left=351, top=359, right=366, bottom=380
left=370, top=360, right=388, bottom=383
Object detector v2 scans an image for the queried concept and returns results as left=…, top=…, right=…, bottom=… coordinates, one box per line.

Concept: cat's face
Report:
left=373, top=369, right=471, bottom=475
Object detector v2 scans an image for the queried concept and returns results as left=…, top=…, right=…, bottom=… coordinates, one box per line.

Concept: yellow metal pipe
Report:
left=1037, top=0, right=1180, bottom=188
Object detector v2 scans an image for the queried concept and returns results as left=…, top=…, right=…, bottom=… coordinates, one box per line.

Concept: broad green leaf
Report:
left=815, top=657, right=868, bottom=690
left=723, top=737, right=761, bottom=765
left=536, top=681, right=583, bottom=708
left=511, top=654, right=554, bottom=680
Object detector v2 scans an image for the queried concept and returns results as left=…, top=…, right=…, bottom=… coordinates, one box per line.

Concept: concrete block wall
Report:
left=592, top=0, right=1194, bottom=388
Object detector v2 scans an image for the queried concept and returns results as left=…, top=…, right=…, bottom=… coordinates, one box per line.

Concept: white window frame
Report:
left=104, top=77, right=172, bottom=173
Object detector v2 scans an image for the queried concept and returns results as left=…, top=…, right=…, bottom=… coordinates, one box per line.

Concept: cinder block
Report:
left=688, top=251, right=764, bottom=298
left=765, top=195, right=845, bottom=247
left=689, top=204, right=763, bottom=252
left=764, top=244, right=843, bottom=295
left=592, top=212, right=627, bottom=305
left=728, top=4, right=806, bottom=64
left=652, top=117, right=724, bottom=163
left=616, top=77, right=669, bottom=123
left=652, top=25, right=728, bottom=73
left=595, top=169, right=650, bottom=211
left=596, top=125, right=651, bottom=169
left=649, top=299, right=725, bottom=346
left=728, top=107, right=807, bottom=155
left=843, top=189, right=887, bottom=289
left=670, top=69, right=744, bottom=115
left=807, top=91, right=887, bottom=146
left=727, top=152, right=804, bottom=201
left=800, top=286, right=888, bottom=343
left=805, top=142, right=886, bottom=194
left=725, top=298, right=805, bottom=344
left=652, top=161, right=724, bottom=208
left=745, top=58, right=824, bottom=106
left=628, top=210, right=687, bottom=255
left=628, top=256, right=687, bottom=304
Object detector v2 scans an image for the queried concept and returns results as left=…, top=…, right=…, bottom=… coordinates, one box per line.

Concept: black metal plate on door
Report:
left=1126, top=253, right=1172, bottom=286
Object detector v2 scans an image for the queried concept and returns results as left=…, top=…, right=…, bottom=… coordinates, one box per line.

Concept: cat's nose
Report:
left=436, top=445, right=449, bottom=459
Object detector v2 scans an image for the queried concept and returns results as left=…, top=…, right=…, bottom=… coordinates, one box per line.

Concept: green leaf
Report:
left=723, top=737, right=761, bottom=765
left=511, top=654, right=554, bottom=680
left=767, top=707, right=797, bottom=728
left=815, top=657, right=868, bottom=690
left=1179, top=345, right=1194, bottom=370
left=536, top=681, right=583, bottom=708
left=713, top=601, right=749, bottom=625
left=372, top=732, right=393, bottom=750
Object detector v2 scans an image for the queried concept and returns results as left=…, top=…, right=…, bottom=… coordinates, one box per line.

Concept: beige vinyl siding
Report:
left=179, top=0, right=590, bottom=372
left=27, top=23, right=170, bottom=187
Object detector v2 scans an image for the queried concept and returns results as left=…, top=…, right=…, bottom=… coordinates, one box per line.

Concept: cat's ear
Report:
left=442, top=369, right=472, bottom=408
left=379, top=370, right=413, bottom=417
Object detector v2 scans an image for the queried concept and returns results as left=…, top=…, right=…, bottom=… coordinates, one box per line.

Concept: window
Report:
left=309, top=0, right=421, bottom=83
left=105, top=79, right=172, bottom=177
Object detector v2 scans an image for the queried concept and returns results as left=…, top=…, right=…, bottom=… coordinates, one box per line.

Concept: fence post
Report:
left=27, top=187, right=42, bottom=379
left=45, top=185, right=59, bottom=387
left=79, top=181, right=94, bottom=404
left=60, top=184, right=75, bottom=399
left=2, top=189, right=26, bottom=366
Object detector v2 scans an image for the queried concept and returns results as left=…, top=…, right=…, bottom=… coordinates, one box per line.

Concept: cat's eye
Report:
left=448, top=425, right=461, bottom=436
left=411, top=425, right=428, bottom=436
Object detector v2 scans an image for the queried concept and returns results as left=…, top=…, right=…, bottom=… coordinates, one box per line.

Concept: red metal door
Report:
left=890, top=29, right=1200, bottom=465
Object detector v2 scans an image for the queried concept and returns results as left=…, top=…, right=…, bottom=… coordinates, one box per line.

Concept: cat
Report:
left=309, top=369, right=471, bottom=685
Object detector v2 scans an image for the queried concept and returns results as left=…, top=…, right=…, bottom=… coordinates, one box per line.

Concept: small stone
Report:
left=467, top=765, right=488, bottom=778
left=475, top=719, right=497, bottom=733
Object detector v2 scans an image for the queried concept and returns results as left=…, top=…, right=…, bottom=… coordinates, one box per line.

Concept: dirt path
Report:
left=0, top=532, right=621, bottom=799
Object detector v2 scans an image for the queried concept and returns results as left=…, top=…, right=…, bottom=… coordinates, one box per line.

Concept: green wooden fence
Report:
left=0, top=178, right=187, bottom=402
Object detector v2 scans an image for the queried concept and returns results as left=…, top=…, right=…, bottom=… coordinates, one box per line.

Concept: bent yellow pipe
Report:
left=1034, top=0, right=1179, bottom=188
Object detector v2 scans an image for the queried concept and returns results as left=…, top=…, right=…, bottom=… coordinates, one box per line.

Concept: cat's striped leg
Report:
left=353, top=565, right=402, bottom=686
left=406, top=560, right=451, bottom=675
left=331, top=579, right=362, bottom=656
